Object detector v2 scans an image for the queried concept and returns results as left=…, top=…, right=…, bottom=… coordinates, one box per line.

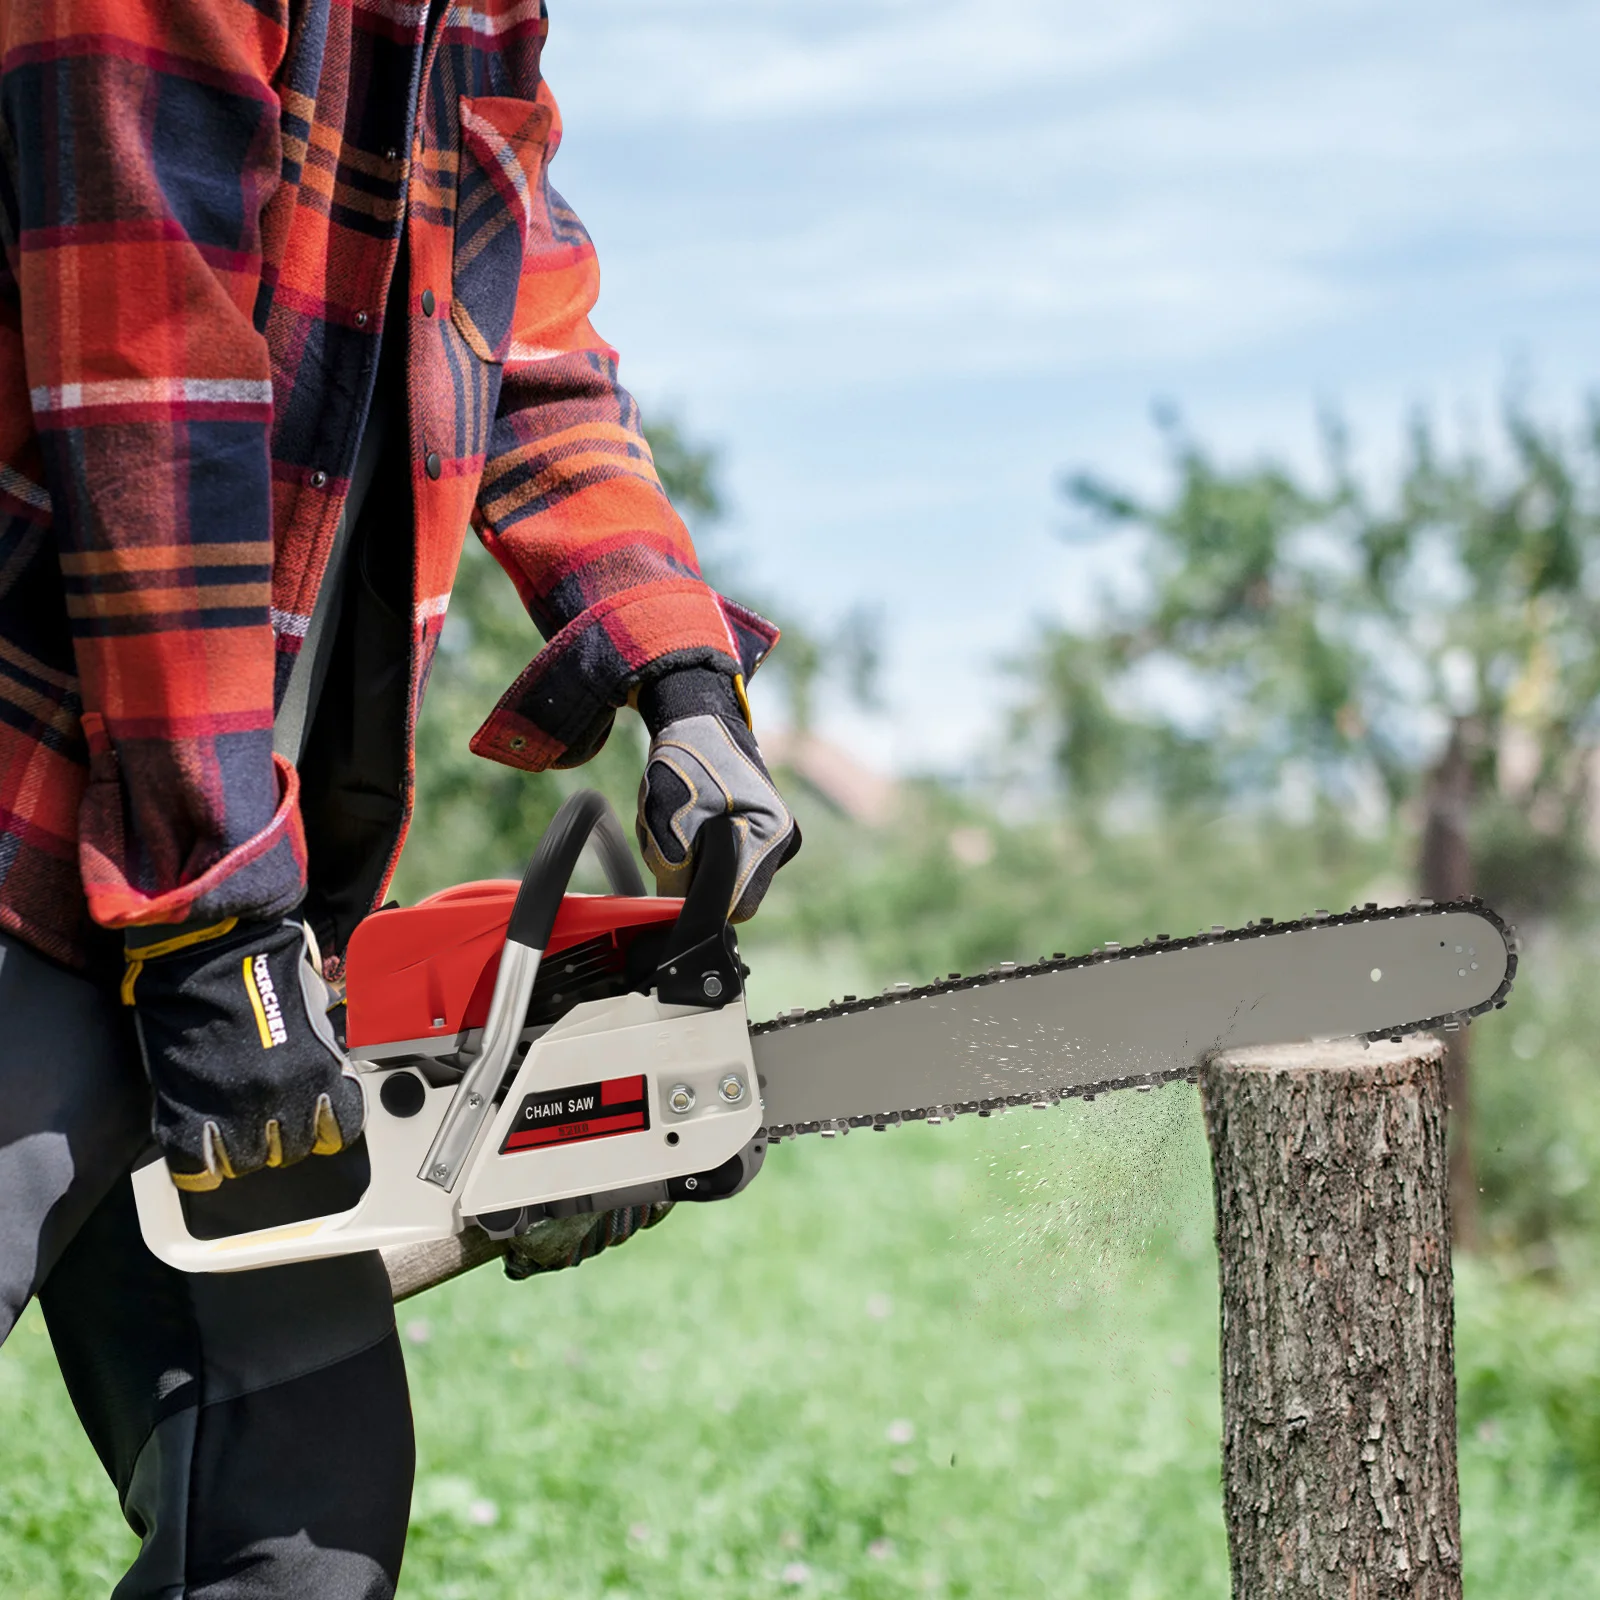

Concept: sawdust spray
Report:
left=966, top=1080, right=1213, bottom=1313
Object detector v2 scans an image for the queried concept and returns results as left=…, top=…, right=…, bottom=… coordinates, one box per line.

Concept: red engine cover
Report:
left=343, top=883, right=683, bottom=1050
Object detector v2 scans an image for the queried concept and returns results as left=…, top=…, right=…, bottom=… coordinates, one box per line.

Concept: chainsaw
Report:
left=132, top=790, right=1517, bottom=1273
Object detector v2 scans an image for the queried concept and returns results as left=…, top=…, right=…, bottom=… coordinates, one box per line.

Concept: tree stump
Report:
left=1200, top=1038, right=1461, bottom=1599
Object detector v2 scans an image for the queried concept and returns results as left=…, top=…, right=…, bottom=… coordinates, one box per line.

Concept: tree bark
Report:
left=1418, top=720, right=1478, bottom=1250
left=1201, top=1038, right=1460, bottom=1599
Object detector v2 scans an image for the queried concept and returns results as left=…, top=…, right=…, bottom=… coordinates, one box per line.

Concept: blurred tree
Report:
left=396, top=413, right=880, bottom=900
left=1017, top=399, right=1600, bottom=1246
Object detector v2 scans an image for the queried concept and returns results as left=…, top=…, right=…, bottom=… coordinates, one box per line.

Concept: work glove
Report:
left=123, top=913, right=366, bottom=1192
left=636, top=667, right=800, bottom=923
left=502, top=1201, right=675, bottom=1280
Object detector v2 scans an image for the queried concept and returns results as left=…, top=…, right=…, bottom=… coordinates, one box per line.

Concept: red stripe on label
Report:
left=602, top=1074, right=646, bottom=1107
left=502, top=1110, right=647, bottom=1152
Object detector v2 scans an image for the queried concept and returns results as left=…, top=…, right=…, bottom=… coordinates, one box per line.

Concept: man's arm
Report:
left=466, top=87, right=776, bottom=776
left=2, top=0, right=303, bottom=932
left=464, top=74, right=798, bottom=919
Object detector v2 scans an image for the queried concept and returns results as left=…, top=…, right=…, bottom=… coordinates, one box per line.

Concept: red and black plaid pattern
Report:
left=0, top=1, right=774, bottom=968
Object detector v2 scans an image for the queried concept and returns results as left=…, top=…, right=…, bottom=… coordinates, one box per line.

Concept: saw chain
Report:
left=753, top=897, right=1517, bottom=1143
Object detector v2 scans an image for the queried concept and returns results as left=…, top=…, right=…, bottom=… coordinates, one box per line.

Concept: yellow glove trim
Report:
left=170, top=1167, right=224, bottom=1194
left=311, top=1094, right=347, bottom=1157
left=120, top=917, right=240, bottom=1006
left=243, top=955, right=275, bottom=1048
left=170, top=1123, right=237, bottom=1192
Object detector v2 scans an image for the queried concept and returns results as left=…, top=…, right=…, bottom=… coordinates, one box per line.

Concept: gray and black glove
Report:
left=123, top=913, right=365, bottom=1192
left=636, top=667, right=800, bottom=923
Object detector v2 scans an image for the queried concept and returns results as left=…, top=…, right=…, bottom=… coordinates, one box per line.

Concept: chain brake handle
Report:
left=654, top=813, right=742, bottom=1008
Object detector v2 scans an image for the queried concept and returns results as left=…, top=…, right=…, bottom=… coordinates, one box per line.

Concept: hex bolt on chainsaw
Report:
left=134, top=790, right=1518, bottom=1273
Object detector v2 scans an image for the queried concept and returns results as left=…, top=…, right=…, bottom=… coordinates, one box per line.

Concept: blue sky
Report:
left=542, top=0, right=1600, bottom=771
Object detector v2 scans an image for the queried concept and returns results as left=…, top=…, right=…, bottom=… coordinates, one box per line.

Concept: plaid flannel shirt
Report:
left=0, top=0, right=775, bottom=969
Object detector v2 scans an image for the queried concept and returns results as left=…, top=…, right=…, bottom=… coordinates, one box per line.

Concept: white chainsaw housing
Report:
left=132, top=990, right=762, bottom=1274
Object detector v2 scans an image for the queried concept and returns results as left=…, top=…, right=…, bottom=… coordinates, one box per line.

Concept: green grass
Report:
left=8, top=805, right=1600, bottom=1593
left=7, top=1088, right=1600, bottom=1597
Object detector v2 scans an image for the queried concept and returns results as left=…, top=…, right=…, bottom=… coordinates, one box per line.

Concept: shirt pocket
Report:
left=452, top=95, right=554, bottom=365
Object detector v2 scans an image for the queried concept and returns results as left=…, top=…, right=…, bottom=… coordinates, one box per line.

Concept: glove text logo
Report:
left=243, top=954, right=289, bottom=1049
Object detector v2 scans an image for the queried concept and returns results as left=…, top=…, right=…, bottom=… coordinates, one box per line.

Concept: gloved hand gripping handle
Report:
left=420, top=793, right=737, bottom=1193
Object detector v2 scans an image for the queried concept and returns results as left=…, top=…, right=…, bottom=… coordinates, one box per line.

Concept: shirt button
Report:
left=355, top=310, right=369, bottom=328
left=310, top=470, right=328, bottom=489
left=425, top=452, right=442, bottom=480
left=385, top=147, right=399, bottom=164
left=421, top=288, right=436, bottom=317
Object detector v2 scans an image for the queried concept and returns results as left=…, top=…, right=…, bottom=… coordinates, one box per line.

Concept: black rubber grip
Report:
left=504, top=791, right=646, bottom=950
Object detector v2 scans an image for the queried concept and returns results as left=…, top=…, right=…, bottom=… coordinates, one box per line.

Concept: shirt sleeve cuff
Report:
left=469, top=583, right=779, bottom=772
left=80, top=747, right=309, bottom=931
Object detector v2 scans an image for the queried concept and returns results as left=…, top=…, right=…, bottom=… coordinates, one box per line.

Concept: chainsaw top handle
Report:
left=505, top=789, right=647, bottom=950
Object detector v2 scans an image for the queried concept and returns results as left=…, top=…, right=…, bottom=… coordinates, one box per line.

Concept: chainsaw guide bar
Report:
left=750, top=897, right=1516, bottom=1142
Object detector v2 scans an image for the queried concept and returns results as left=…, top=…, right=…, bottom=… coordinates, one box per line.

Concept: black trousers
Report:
left=0, top=931, right=415, bottom=1598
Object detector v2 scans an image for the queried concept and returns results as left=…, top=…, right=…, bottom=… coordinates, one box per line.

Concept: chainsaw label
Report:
left=500, top=1074, right=651, bottom=1153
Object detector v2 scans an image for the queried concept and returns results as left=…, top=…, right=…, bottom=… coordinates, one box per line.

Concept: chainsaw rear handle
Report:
left=421, top=792, right=741, bottom=1193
